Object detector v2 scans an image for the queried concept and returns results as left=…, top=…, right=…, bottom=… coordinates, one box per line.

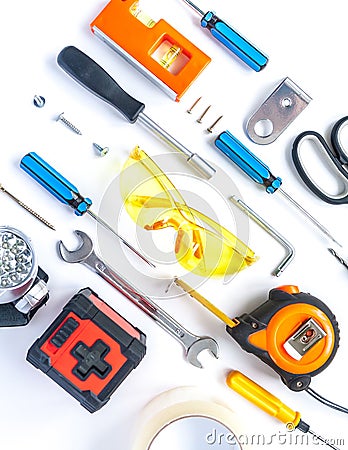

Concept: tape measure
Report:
left=176, top=281, right=339, bottom=391
left=227, top=285, right=339, bottom=391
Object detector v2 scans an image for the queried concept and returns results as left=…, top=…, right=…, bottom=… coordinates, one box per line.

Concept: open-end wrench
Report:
left=57, top=230, right=219, bottom=368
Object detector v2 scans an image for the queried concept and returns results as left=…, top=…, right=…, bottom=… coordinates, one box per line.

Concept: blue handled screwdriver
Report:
left=181, top=0, right=268, bottom=72
left=214, top=131, right=342, bottom=246
left=20, top=152, right=155, bottom=267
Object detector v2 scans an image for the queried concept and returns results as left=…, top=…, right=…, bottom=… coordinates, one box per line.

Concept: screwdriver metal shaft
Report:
left=20, top=152, right=154, bottom=268
left=181, top=0, right=268, bottom=71
left=214, top=131, right=342, bottom=247
left=278, top=188, right=342, bottom=247
left=308, top=430, right=340, bottom=450
left=57, top=46, right=215, bottom=180
left=0, top=183, right=55, bottom=230
left=137, top=112, right=215, bottom=178
left=226, top=371, right=341, bottom=450
left=182, top=0, right=204, bottom=15
left=86, top=210, right=155, bottom=267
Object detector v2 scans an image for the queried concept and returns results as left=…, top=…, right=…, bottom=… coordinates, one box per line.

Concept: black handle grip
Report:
left=331, top=116, right=348, bottom=165
left=57, top=46, right=145, bottom=123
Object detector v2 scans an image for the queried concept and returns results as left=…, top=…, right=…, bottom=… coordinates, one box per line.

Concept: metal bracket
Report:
left=246, top=77, right=312, bottom=145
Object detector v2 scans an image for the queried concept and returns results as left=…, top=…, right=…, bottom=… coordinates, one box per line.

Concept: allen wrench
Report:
left=229, top=196, right=295, bottom=276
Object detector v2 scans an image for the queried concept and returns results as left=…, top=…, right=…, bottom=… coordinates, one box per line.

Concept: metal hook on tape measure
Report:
left=246, top=77, right=312, bottom=145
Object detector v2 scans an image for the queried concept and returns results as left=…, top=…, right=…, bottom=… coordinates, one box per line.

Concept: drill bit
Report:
left=328, top=248, right=348, bottom=270
left=0, top=183, right=55, bottom=231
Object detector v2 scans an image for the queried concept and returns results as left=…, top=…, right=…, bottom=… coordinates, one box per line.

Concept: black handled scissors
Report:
left=292, top=116, right=348, bottom=205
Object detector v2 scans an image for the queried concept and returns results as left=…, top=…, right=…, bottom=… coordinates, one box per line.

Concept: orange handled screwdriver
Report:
left=226, top=371, right=340, bottom=450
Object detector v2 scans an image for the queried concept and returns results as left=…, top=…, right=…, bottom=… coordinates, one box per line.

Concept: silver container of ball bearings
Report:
left=0, top=226, right=49, bottom=326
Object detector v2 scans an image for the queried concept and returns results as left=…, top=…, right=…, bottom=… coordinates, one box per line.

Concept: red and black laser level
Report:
left=27, top=287, right=146, bottom=412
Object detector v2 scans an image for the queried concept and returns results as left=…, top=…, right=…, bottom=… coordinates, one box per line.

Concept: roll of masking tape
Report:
left=132, top=387, right=250, bottom=450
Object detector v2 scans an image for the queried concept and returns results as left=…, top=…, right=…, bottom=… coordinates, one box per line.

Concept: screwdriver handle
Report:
left=201, top=12, right=268, bottom=72
left=20, top=152, right=92, bottom=216
left=214, top=131, right=282, bottom=193
left=226, top=371, right=301, bottom=428
left=57, top=46, right=145, bottom=123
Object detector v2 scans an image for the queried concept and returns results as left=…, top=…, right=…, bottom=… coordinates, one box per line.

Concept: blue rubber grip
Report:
left=214, top=131, right=282, bottom=194
left=20, top=152, right=92, bottom=216
left=201, top=12, right=268, bottom=72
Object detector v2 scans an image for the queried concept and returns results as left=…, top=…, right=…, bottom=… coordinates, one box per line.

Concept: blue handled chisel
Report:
left=181, top=0, right=268, bottom=71
left=20, top=152, right=155, bottom=267
left=214, top=131, right=342, bottom=246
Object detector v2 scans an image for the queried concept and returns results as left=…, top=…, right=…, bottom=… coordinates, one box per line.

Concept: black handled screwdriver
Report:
left=57, top=46, right=215, bottom=179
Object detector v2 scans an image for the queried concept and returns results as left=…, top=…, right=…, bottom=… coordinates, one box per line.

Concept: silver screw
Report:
left=207, top=115, right=223, bottom=133
left=93, top=143, right=109, bottom=157
left=196, top=105, right=211, bottom=124
left=187, top=96, right=202, bottom=114
left=56, top=112, right=82, bottom=135
left=33, top=95, right=45, bottom=108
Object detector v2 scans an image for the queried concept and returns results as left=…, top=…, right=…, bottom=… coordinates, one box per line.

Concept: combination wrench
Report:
left=58, top=230, right=219, bottom=368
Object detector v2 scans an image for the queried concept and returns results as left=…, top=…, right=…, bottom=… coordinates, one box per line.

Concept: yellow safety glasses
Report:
left=120, top=146, right=258, bottom=277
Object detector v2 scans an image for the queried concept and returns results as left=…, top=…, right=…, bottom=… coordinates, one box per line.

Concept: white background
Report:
left=1, top=0, right=348, bottom=449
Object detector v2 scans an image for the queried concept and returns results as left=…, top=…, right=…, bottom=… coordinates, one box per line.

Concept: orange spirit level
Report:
left=90, top=0, right=211, bottom=101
